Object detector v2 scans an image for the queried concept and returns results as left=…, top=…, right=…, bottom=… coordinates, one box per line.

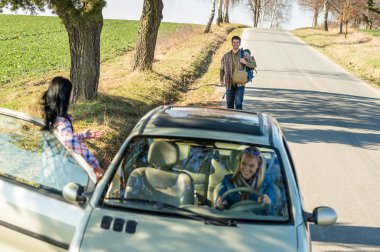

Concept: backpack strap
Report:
left=240, top=48, right=245, bottom=70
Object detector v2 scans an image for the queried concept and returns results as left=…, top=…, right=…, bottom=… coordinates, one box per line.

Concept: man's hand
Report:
left=240, top=58, right=247, bottom=64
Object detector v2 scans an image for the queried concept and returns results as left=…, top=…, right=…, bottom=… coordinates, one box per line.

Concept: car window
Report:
left=0, top=114, right=88, bottom=194
left=104, top=136, right=290, bottom=222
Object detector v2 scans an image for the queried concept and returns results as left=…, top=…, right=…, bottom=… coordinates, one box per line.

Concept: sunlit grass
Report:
left=291, top=27, right=380, bottom=88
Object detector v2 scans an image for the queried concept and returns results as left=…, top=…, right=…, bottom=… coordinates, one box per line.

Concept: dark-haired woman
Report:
left=215, top=147, right=274, bottom=211
left=41, top=76, right=104, bottom=186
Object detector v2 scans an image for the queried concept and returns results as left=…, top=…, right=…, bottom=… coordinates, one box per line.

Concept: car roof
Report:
left=131, top=106, right=278, bottom=146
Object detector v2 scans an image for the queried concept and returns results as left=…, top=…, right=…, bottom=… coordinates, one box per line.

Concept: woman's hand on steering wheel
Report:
left=215, top=196, right=227, bottom=210
left=219, top=187, right=267, bottom=212
left=258, top=194, right=271, bottom=205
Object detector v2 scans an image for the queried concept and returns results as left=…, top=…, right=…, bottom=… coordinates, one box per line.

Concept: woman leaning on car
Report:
left=41, top=76, right=104, bottom=182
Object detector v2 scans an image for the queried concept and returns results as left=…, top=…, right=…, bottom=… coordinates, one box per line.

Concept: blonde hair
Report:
left=232, top=147, right=266, bottom=188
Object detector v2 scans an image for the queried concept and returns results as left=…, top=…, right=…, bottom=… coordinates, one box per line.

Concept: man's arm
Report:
left=220, top=56, right=225, bottom=86
left=220, top=69, right=225, bottom=86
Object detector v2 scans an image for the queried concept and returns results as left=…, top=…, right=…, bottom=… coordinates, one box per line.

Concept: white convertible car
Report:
left=0, top=106, right=337, bottom=252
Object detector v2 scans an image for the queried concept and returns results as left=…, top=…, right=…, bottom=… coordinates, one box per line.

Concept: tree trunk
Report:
left=260, top=1, right=266, bottom=28
left=323, top=0, right=329, bottom=31
left=340, top=20, right=343, bottom=34
left=132, top=0, right=164, bottom=71
left=253, top=0, right=261, bottom=27
left=205, top=0, right=216, bottom=33
left=217, top=0, right=223, bottom=25
left=345, top=21, right=348, bottom=38
left=312, top=3, right=319, bottom=28
left=269, top=0, right=277, bottom=29
left=61, top=15, right=103, bottom=102
left=223, top=0, right=230, bottom=23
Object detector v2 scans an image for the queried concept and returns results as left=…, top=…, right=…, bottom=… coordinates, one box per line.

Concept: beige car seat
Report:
left=207, top=150, right=233, bottom=206
left=126, top=141, right=194, bottom=206
left=173, top=144, right=209, bottom=204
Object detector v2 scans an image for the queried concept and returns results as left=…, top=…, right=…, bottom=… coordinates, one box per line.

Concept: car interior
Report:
left=105, top=137, right=288, bottom=217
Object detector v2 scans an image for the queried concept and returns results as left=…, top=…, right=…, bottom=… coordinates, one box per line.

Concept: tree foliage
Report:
left=329, top=0, right=367, bottom=36
left=363, top=0, right=380, bottom=29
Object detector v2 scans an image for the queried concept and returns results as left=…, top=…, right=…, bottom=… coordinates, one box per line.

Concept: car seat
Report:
left=125, top=141, right=194, bottom=206
left=173, top=145, right=209, bottom=205
left=207, top=150, right=233, bottom=205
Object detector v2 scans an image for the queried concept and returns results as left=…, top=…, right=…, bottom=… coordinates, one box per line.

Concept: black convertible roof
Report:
left=151, top=106, right=265, bottom=136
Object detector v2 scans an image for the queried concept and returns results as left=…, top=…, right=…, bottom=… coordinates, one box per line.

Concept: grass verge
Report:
left=176, top=28, right=244, bottom=107
left=290, top=27, right=380, bottom=88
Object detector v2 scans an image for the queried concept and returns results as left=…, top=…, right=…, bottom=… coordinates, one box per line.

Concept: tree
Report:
left=217, top=0, right=223, bottom=25
left=266, top=0, right=291, bottom=28
left=204, top=0, right=217, bottom=33
left=131, top=0, right=163, bottom=71
left=223, top=0, right=230, bottom=23
left=362, top=0, right=380, bottom=29
left=329, top=0, right=367, bottom=36
left=0, top=0, right=106, bottom=102
left=323, top=0, right=329, bottom=31
left=298, top=0, right=324, bottom=27
left=247, top=0, right=271, bottom=27
left=224, top=0, right=243, bottom=24
left=269, top=0, right=278, bottom=28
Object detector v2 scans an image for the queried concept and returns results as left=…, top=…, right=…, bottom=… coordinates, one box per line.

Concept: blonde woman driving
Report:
left=215, top=147, right=274, bottom=211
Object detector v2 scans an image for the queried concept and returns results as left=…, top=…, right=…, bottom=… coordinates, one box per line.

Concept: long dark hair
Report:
left=42, top=76, right=72, bottom=131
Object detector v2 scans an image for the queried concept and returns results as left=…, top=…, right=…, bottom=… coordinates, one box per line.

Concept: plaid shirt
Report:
left=220, top=49, right=256, bottom=89
left=54, top=116, right=101, bottom=170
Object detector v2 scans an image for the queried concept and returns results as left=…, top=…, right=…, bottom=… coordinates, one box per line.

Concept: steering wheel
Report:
left=220, top=187, right=266, bottom=212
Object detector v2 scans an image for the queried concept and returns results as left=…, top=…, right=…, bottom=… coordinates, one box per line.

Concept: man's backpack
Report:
left=240, top=48, right=255, bottom=82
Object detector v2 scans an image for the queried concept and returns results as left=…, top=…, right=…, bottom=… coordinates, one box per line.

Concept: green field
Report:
left=0, top=14, right=189, bottom=85
left=360, top=29, right=380, bottom=36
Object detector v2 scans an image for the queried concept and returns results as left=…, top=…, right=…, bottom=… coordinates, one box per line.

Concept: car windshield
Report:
left=104, top=136, right=290, bottom=222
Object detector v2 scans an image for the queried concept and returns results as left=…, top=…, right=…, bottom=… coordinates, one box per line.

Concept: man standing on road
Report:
left=220, top=35, right=256, bottom=110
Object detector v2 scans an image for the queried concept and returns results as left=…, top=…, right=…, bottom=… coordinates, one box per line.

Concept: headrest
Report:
left=148, top=141, right=179, bottom=170
left=229, top=149, right=241, bottom=168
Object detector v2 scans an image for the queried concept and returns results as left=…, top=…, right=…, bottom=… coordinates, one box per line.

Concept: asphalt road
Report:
left=239, top=28, right=380, bottom=251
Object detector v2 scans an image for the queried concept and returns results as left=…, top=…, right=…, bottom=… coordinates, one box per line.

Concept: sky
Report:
left=102, top=0, right=314, bottom=30
left=2, top=0, right=314, bottom=30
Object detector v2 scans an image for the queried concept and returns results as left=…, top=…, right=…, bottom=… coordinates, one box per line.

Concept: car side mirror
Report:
left=63, top=182, right=87, bottom=204
left=307, top=206, right=337, bottom=226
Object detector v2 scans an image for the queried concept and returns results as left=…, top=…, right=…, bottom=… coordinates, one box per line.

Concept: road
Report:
left=240, top=28, right=380, bottom=251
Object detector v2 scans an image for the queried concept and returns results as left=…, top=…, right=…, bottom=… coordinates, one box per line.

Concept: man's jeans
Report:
left=226, top=85, right=245, bottom=110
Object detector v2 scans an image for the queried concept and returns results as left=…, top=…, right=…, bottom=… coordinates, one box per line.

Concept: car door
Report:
left=0, top=108, right=96, bottom=251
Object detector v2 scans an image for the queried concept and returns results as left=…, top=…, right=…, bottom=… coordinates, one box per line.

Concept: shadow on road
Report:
left=311, top=224, right=380, bottom=246
left=244, top=87, right=380, bottom=149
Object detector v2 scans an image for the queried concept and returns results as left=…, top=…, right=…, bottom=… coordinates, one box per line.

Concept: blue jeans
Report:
left=226, top=85, right=245, bottom=110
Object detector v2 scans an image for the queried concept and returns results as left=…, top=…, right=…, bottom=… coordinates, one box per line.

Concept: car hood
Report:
left=76, top=208, right=297, bottom=252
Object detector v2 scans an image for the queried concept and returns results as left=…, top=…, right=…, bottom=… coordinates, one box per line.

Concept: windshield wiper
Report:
left=104, top=197, right=237, bottom=227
